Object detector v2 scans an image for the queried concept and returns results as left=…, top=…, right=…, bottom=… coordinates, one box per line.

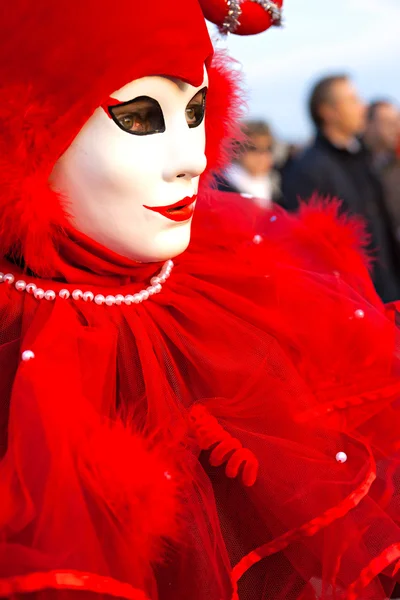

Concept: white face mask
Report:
left=50, top=71, right=208, bottom=262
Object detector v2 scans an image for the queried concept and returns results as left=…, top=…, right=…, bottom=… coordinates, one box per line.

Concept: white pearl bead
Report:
left=15, top=280, right=27, bottom=292
left=0, top=272, right=4, bottom=283
left=133, top=294, right=141, bottom=304
left=354, top=309, right=365, bottom=319
left=59, top=289, right=70, bottom=300
left=336, top=451, right=348, bottom=464
left=147, top=286, right=156, bottom=296
left=105, top=295, right=115, bottom=306
left=253, top=234, right=263, bottom=245
left=4, top=273, right=15, bottom=284
left=154, top=283, right=162, bottom=293
left=124, top=294, right=134, bottom=305
left=83, top=291, right=94, bottom=302
left=26, top=283, right=37, bottom=294
left=72, top=289, right=83, bottom=300
left=94, top=294, right=105, bottom=305
left=34, top=288, right=45, bottom=299
left=140, top=290, right=149, bottom=301
left=21, top=350, right=35, bottom=362
left=114, top=294, right=124, bottom=305
left=44, top=290, right=56, bottom=301
left=150, top=276, right=161, bottom=285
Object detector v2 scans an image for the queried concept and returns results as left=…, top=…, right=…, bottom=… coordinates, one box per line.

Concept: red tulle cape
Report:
left=1, top=190, right=400, bottom=600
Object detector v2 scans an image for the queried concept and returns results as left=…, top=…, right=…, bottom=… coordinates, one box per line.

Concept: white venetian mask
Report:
left=50, top=70, right=208, bottom=262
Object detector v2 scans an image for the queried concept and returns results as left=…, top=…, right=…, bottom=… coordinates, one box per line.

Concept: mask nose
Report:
left=162, top=126, right=207, bottom=182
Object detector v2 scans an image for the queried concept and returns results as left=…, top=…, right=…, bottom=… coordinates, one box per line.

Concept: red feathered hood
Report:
left=0, top=0, right=244, bottom=275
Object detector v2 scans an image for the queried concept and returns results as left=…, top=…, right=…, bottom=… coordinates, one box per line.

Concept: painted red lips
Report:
left=144, top=196, right=196, bottom=222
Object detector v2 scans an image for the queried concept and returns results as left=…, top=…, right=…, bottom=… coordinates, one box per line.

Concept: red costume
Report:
left=1, top=1, right=400, bottom=599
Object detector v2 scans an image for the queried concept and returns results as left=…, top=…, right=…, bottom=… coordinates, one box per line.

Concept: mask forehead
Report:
left=111, top=67, right=209, bottom=104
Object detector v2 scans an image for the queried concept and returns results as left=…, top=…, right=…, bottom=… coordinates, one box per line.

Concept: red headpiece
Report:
left=0, top=0, right=282, bottom=274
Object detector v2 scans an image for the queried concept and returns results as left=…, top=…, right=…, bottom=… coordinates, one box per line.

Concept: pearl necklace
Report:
left=0, top=260, right=174, bottom=306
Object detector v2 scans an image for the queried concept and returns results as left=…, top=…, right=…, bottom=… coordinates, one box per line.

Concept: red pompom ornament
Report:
left=199, top=0, right=283, bottom=35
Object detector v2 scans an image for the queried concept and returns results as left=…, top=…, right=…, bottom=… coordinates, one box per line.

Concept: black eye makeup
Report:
left=107, top=86, right=207, bottom=136
left=108, top=96, right=166, bottom=136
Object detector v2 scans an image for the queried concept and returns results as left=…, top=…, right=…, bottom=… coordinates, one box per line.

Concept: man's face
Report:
left=369, top=103, right=400, bottom=152
left=50, top=71, right=208, bottom=262
left=324, top=79, right=366, bottom=137
left=240, top=134, right=274, bottom=177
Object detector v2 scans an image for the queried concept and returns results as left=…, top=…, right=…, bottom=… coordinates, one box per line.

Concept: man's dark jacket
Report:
left=282, top=132, right=400, bottom=302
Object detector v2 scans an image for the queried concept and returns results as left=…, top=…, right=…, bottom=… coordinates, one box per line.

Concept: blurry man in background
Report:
left=365, top=101, right=400, bottom=247
left=282, top=74, right=400, bottom=302
left=365, top=100, right=400, bottom=168
left=216, top=120, right=282, bottom=209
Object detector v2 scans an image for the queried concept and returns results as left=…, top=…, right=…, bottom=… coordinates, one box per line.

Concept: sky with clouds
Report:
left=209, top=0, right=400, bottom=142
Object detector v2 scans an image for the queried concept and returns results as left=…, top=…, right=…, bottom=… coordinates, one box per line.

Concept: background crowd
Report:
left=215, top=76, right=400, bottom=303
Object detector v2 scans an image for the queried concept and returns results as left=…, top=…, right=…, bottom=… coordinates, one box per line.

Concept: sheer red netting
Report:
left=1, top=191, right=400, bottom=599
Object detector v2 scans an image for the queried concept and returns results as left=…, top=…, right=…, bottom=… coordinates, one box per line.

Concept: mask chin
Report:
left=50, top=73, right=208, bottom=262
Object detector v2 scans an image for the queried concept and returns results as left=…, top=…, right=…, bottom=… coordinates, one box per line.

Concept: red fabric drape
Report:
left=1, top=191, right=400, bottom=599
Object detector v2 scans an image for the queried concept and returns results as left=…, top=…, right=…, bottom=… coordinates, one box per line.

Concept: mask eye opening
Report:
left=104, top=96, right=166, bottom=136
left=186, top=87, right=208, bottom=129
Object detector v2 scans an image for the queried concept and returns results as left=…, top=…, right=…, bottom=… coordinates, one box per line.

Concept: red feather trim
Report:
left=296, top=196, right=373, bottom=272
left=205, top=51, right=246, bottom=177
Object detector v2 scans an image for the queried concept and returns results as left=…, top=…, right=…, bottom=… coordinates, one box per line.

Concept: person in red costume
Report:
left=1, top=1, right=400, bottom=599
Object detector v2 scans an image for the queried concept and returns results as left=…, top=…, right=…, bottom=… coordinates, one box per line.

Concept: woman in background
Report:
left=216, top=120, right=283, bottom=207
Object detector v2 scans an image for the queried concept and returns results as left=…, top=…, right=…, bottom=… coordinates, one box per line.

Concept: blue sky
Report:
left=209, top=0, right=400, bottom=142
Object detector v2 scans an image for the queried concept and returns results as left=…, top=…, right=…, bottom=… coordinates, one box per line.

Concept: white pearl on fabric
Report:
left=34, top=288, right=45, bottom=299
left=336, top=451, right=348, bottom=464
left=83, top=291, right=94, bottom=302
left=25, top=283, right=37, bottom=294
left=21, top=350, right=35, bottom=362
left=59, top=289, right=70, bottom=300
left=15, top=280, right=27, bottom=292
left=354, top=309, right=365, bottom=319
left=0, top=260, right=174, bottom=308
left=253, top=234, right=263, bottom=245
